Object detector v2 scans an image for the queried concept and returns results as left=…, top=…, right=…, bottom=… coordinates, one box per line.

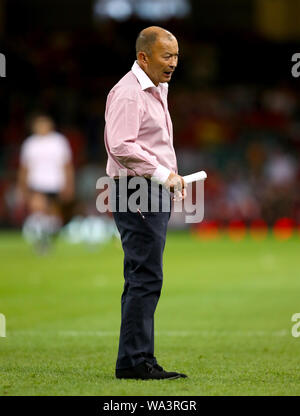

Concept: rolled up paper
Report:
left=172, top=171, right=207, bottom=201
left=183, top=171, right=207, bottom=184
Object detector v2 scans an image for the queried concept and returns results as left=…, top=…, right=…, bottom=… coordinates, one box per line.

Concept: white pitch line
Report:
left=8, top=329, right=289, bottom=337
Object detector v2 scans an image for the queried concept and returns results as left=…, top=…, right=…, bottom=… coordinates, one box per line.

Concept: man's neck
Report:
left=137, top=62, right=158, bottom=87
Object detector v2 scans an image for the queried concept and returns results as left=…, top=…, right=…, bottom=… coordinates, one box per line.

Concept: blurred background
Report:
left=0, top=0, right=300, bottom=240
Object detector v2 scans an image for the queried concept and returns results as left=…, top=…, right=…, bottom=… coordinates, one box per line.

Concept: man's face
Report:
left=144, top=37, right=179, bottom=86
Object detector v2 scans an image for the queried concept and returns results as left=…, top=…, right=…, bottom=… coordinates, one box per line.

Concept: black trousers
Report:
left=112, top=178, right=171, bottom=370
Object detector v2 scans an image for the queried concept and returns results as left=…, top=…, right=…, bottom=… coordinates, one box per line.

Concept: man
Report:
left=104, top=26, right=187, bottom=380
left=18, top=114, right=74, bottom=252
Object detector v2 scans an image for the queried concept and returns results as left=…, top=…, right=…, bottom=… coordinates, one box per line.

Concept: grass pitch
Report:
left=0, top=231, right=300, bottom=396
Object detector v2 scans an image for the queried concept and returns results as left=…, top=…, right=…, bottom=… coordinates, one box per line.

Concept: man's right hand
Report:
left=165, top=172, right=187, bottom=199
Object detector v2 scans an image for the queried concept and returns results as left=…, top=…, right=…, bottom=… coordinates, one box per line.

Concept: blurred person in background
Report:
left=17, top=114, right=74, bottom=253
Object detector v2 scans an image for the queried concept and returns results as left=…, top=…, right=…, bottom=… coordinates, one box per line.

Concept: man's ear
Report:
left=137, top=51, right=148, bottom=65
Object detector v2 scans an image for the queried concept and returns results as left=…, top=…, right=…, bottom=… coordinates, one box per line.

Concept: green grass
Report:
left=0, top=231, right=300, bottom=396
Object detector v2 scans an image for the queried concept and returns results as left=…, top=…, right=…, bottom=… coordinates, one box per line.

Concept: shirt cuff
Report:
left=151, top=165, right=171, bottom=185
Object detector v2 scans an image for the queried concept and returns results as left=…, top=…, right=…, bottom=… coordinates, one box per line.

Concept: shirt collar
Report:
left=131, top=61, right=168, bottom=91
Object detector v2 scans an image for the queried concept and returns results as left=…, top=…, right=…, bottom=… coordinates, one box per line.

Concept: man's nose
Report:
left=169, top=57, right=177, bottom=69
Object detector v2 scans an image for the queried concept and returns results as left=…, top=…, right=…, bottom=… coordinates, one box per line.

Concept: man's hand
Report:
left=59, top=186, right=74, bottom=203
left=165, top=172, right=187, bottom=200
left=15, top=186, right=29, bottom=207
left=60, top=161, right=75, bottom=203
left=16, top=164, right=29, bottom=206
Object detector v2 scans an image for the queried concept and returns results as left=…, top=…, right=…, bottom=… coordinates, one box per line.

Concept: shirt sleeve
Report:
left=106, top=96, right=170, bottom=182
left=152, top=165, right=171, bottom=184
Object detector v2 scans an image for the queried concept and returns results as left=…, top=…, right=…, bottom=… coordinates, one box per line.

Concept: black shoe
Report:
left=116, top=361, right=187, bottom=380
left=153, top=363, right=187, bottom=378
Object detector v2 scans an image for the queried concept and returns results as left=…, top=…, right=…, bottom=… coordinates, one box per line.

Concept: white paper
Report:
left=183, top=171, right=207, bottom=184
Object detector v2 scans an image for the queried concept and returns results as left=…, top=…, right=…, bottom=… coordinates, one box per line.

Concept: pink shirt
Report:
left=104, top=61, right=177, bottom=184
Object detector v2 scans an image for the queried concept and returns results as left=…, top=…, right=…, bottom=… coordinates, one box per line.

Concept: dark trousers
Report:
left=112, top=178, right=171, bottom=370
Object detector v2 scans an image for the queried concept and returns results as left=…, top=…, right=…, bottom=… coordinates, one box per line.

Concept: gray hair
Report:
left=135, top=31, right=158, bottom=57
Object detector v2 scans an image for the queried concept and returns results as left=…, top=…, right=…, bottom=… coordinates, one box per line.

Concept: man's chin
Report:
left=163, top=73, right=172, bottom=82
left=161, top=74, right=172, bottom=83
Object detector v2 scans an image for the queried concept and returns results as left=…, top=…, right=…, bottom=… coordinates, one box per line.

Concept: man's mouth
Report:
left=164, top=71, right=173, bottom=77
